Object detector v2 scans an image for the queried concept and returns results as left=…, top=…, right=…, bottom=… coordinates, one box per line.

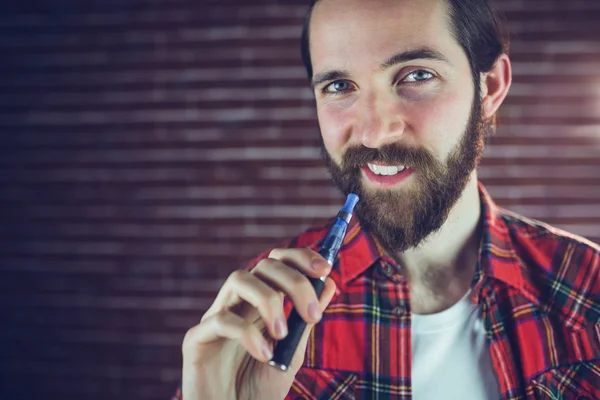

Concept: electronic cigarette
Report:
left=268, top=193, right=359, bottom=371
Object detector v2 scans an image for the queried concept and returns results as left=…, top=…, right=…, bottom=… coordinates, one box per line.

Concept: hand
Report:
left=181, top=248, right=337, bottom=400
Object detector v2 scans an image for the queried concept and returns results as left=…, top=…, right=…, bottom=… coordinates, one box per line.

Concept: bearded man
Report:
left=175, top=0, right=600, bottom=399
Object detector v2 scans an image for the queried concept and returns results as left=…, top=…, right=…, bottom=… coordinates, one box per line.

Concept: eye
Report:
left=323, top=80, right=352, bottom=94
left=403, top=70, right=434, bottom=83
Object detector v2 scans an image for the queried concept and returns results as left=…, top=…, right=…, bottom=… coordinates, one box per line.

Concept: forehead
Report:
left=310, top=0, right=459, bottom=72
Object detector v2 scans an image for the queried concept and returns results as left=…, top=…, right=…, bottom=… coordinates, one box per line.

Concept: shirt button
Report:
left=385, top=265, right=395, bottom=276
left=392, top=306, right=405, bottom=316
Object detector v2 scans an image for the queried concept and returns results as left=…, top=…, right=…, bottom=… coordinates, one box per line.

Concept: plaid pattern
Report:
left=173, top=182, right=600, bottom=399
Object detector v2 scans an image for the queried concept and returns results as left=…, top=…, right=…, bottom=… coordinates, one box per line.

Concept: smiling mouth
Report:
left=360, top=162, right=414, bottom=187
left=366, top=162, right=407, bottom=176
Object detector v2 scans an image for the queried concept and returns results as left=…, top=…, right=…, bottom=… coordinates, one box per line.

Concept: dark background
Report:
left=1, top=0, right=599, bottom=399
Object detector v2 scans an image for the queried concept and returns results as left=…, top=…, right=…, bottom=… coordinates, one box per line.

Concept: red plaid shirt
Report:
left=173, top=182, right=600, bottom=399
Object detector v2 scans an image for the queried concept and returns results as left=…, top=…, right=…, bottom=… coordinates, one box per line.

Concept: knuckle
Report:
left=182, top=324, right=201, bottom=351
left=243, top=323, right=260, bottom=338
left=199, top=309, right=212, bottom=323
left=298, top=276, right=317, bottom=296
left=240, top=322, right=260, bottom=343
left=257, top=291, right=278, bottom=313
left=182, top=328, right=194, bottom=348
left=268, top=248, right=284, bottom=259
left=302, top=247, right=318, bottom=257
left=253, top=257, right=275, bottom=272
left=290, top=269, right=308, bottom=287
left=228, top=269, right=248, bottom=283
left=266, top=291, right=282, bottom=309
left=213, top=309, right=229, bottom=326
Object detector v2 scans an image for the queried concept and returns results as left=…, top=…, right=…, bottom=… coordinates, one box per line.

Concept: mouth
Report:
left=360, top=162, right=414, bottom=187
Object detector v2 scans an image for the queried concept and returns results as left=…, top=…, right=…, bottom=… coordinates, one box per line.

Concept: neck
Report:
left=394, top=173, right=482, bottom=314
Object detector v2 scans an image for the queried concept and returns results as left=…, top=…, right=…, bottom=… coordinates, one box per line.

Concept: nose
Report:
left=355, top=90, right=406, bottom=149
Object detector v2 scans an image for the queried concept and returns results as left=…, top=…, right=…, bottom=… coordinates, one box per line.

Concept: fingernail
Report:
left=262, top=343, right=273, bottom=360
left=308, top=301, right=322, bottom=321
left=274, top=317, right=287, bottom=338
left=312, top=258, right=329, bottom=272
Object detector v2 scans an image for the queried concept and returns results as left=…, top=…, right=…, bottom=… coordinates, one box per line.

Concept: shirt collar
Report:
left=475, top=182, right=539, bottom=304
left=333, top=182, right=540, bottom=307
left=333, top=218, right=386, bottom=291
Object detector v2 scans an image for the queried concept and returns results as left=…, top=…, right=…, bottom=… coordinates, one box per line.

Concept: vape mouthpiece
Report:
left=341, top=193, right=359, bottom=215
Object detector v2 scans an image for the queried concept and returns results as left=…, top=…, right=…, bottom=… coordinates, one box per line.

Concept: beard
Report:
left=321, top=96, right=488, bottom=253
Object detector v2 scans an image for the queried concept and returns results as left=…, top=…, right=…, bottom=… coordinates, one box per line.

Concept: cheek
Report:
left=404, top=89, right=472, bottom=154
left=316, top=102, right=355, bottom=161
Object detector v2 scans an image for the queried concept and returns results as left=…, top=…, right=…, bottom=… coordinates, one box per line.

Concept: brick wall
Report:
left=0, top=0, right=599, bottom=399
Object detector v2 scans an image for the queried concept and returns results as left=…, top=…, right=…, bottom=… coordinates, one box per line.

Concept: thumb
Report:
left=289, top=278, right=337, bottom=371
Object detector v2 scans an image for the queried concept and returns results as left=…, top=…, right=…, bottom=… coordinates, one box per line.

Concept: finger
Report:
left=252, top=258, right=328, bottom=325
left=183, top=309, right=274, bottom=364
left=203, top=269, right=286, bottom=340
left=320, top=277, right=337, bottom=308
left=289, top=277, right=337, bottom=371
left=268, top=248, right=331, bottom=279
left=202, top=246, right=333, bottom=331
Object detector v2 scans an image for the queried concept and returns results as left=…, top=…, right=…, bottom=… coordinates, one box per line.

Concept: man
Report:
left=175, top=0, right=600, bottom=399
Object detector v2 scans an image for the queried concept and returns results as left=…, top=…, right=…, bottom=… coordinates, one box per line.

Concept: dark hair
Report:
left=300, top=0, right=509, bottom=84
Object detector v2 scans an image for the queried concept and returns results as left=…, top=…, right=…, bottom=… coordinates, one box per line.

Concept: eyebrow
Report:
left=311, top=70, right=351, bottom=89
left=311, top=47, right=451, bottom=89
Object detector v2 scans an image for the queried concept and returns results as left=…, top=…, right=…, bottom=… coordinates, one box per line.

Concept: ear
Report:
left=479, top=53, right=512, bottom=119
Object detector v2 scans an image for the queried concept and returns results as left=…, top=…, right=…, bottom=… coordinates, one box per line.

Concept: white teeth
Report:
left=367, top=163, right=406, bottom=176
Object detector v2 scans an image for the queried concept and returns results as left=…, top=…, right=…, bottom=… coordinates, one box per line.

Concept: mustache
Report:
left=339, top=144, right=437, bottom=170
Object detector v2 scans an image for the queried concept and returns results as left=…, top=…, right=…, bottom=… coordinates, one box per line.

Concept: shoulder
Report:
left=498, top=206, right=600, bottom=266
left=496, top=207, right=600, bottom=325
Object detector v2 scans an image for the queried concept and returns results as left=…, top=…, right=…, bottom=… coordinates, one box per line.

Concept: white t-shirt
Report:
left=411, top=289, right=500, bottom=399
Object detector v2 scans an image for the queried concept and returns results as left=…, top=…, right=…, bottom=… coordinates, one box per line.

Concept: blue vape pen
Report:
left=268, top=193, right=360, bottom=371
